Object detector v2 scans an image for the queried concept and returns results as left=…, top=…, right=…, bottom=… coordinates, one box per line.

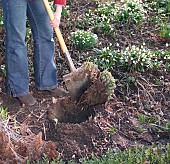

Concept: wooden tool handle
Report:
left=43, top=0, right=76, bottom=72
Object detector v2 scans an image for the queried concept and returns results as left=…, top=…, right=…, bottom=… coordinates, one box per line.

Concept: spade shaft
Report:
left=43, top=0, right=89, bottom=100
left=42, top=0, right=76, bottom=72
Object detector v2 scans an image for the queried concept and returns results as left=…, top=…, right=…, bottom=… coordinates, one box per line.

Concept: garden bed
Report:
left=0, top=0, right=170, bottom=163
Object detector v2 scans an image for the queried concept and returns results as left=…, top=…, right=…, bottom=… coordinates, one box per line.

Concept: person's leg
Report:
left=2, top=0, right=37, bottom=105
left=2, top=0, right=29, bottom=97
left=27, top=0, right=68, bottom=97
left=27, top=0, right=57, bottom=91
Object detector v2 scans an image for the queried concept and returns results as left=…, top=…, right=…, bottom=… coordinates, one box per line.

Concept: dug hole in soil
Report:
left=2, top=0, right=170, bottom=163
left=0, top=66, right=112, bottom=163
left=48, top=69, right=108, bottom=123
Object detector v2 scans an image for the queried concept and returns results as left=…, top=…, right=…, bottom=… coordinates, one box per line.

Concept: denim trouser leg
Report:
left=2, top=0, right=29, bottom=97
left=27, top=0, right=57, bottom=91
left=2, top=0, right=57, bottom=97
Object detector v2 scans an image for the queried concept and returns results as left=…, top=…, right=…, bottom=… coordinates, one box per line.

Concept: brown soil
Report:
left=48, top=72, right=108, bottom=123
left=0, top=0, right=170, bottom=163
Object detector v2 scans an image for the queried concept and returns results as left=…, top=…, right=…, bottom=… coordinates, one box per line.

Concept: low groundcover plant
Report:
left=91, top=44, right=170, bottom=72
left=71, top=30, right=98, bottom=50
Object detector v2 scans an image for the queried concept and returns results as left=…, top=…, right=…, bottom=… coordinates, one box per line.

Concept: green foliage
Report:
left=29, top=154, right=61, bottom=164
left=137, top=114, right=148, bottom=124
left=71, top=30, right=98, bottom=50
left=83, top=62, right=116, bottom=98
left=49, top=2, right=70, bottom=18
left=25, top=17, right=32, bottom=46
left=80, top=144, right=170, bottom=164
left=100, top=70, right=116, bottom=98
left=61, top=6, right=70, bottom=18
left=26, top=27, right=32, bottom=44
left=157, top=48, right=170, bottom=71
left=31, top=144, right=170, bottom=164
left=83, top=61, right=99, bottom=78
left=86, top=0, right=145, bottom=35
left=117, top=45, right=159, bottom=71
left=0, top=64, right=6, bottom=77
left=0, top=107, right=8, bottom=121
left=160, top=47, right=170, bottom=60
left=0, top=11, right=4, bottom=27
left=150, top=120, right=170, bottom=133
left=91, top=44, right=170, bottom=72
left=49, top=2, right=56, bottom=12
left=154, top=0, right=170, bottom=15
left=29, top=60, right=34, bottom=74
left=115, top=0, right=146, bottom=24
left=160, top=21, right=170, bottom=39
left=92, top=47, right=119, bottom=70
left=87, top=2, right=115, bottom=35
left=109, top=127, right=117, bottom=136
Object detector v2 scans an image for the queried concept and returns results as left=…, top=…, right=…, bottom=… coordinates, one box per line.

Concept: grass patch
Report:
left=33, top=143, right=170, bottom=164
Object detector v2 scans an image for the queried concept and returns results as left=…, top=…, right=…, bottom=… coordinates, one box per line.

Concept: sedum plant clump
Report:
left=83, top=61, right=100, bottom=80
left=100, top=70, right=116, bottom=98
left=83, top=62, right=116, bottom=98
left=71, top=30, right=98, bottom=50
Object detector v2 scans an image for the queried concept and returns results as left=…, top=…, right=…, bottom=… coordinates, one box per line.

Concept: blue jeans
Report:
left=2, top=0, right=57, bottom=97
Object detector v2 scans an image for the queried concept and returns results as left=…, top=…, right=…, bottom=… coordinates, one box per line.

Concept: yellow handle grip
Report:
left=42, top=0, right=76, bottom=72
left=42, top=0, right=67, bottom=54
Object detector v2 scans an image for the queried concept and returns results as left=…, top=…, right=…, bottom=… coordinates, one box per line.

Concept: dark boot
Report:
left=49, top=87, right=68, bottom=97
left=17, top=94, right=37, bottom=106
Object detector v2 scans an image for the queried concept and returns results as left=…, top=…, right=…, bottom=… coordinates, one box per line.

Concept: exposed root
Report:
left=0, top=120, right=58, bottom=163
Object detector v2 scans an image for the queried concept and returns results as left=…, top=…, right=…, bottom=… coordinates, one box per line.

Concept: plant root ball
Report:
left=48, top=78, right=108, bottom=123
left=48, top=62, right=115, bottom=123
